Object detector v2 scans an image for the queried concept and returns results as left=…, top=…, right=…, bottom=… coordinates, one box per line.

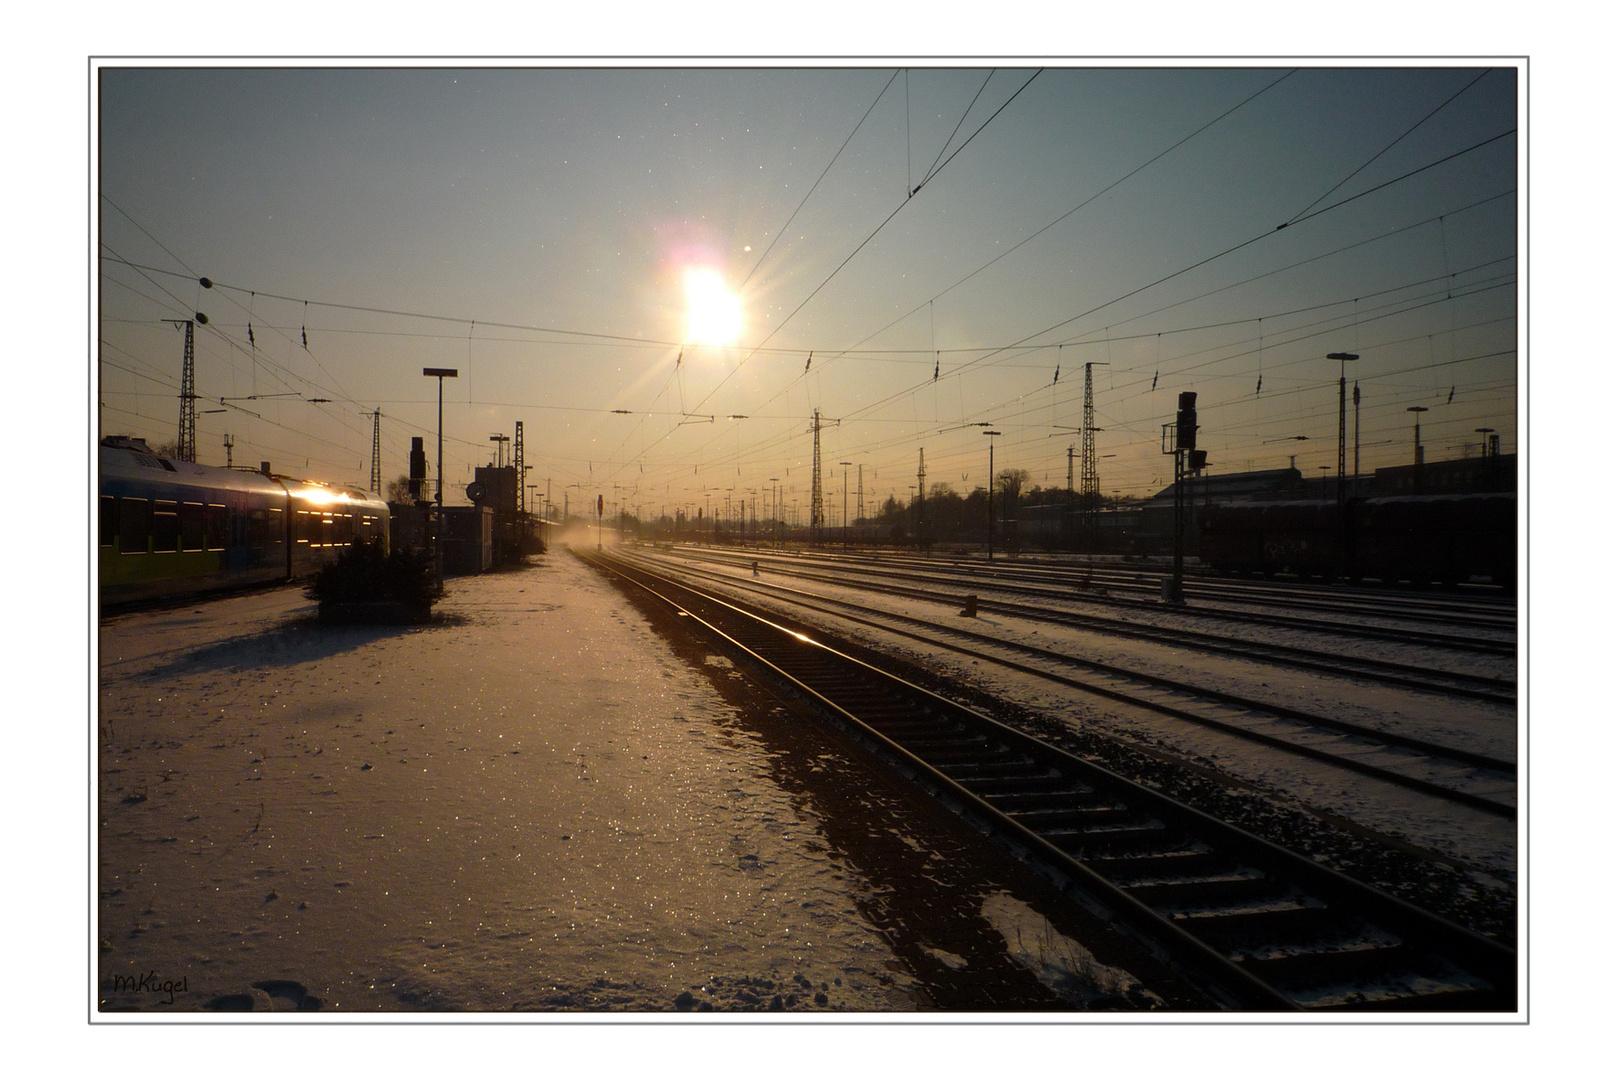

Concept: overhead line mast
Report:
left=514, top=420, right=525, bottom=514
left=810, top=409, right=825, bottom=540
left=1081, top=361, right=1108, bottom=543
left=369, top=409, right=382, bottom=494
left=917, top=448, right=926, bottom=538
left=168, top=316, right=203, bottom=463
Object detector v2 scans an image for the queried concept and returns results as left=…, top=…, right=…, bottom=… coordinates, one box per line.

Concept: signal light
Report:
left=1175, top=391, right=1198, bottom=450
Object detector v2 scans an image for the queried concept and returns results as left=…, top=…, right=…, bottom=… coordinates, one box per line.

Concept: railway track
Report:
left=684, top=547, right=1516, bottom=656
left=885, top=553, right=1518, bottom=628
left=668, top=548, right=1516, bottom=702
left=582, top=547, right=1517, bottom=1012
left=624, top=547, right=1515, bottom=818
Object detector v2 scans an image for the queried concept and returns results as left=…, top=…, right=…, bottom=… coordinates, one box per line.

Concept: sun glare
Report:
left=684, top=268, right=742, bottom=347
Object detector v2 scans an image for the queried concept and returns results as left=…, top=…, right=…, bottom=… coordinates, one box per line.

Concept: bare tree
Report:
left=995, top=468, right=1030, bottom=503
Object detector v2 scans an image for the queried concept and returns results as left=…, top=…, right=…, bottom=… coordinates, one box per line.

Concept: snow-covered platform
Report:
left=97, top=549, right=925, bottom=1011
left=96, top=548, right=1150, bottom=1013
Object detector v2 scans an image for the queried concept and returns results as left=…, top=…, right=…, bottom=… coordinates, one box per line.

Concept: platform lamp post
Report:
left=1407, top=406, right=1429, bottom=494
left=1328, top=353, right=1358, bottom=504
left=423, top=367, right=458, bottom=585
left=1353, top=382, right=1362, bottom=497
left=1476, top=426, right=1499, bottom=492
left=983, top=431, right=1001, bottom=561
left=839, top=462, right=852, bottom=548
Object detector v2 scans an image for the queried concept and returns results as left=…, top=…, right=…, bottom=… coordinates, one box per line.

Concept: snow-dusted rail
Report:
left=582, top=546, right=1517, bottom=1014
left=671, top=545, right=1515, bottom=656
left=663, top=546, right=1516, bottom=702
left=825, top=547, right=1518, bottom=629
left=623, top=546, right=1516, bottom=818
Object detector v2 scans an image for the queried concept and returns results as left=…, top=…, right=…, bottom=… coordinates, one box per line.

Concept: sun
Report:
left=684, top=268, right=742, bottom=347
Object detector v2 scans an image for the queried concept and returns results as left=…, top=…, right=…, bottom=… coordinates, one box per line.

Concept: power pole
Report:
left=223, top=433, right=234, bottom=469
left=916, top=447, right=926, bottom=539
left=369, top=409, right=382, bottom=494
left=1081, top=361, right=1108, bottom=548
left=514, top=420, right=525, bottom=513
left=809, top=409, right=824, bottom=540
left=169, top=317, right=201, bottom=463
left=857, top=464, right=864, bottom=532
left=1066, top=444, right=1076, bottom=551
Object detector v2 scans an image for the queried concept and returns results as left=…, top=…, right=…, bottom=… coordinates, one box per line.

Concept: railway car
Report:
left=1197, top=500, right=1346, bottom=579
left=1351, top=492, right=1516, bottom=588
left=1199, top=492, right=1516, bottom=587
left=98, top=435, right=389, bottom=606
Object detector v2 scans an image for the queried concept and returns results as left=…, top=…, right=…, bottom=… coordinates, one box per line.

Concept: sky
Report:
left=96, top=62, right=1521, bottom=519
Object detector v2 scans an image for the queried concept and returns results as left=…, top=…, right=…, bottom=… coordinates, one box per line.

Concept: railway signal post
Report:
left=983, top=430, right=1001, bottom=561
left=424, top=367, right=458, bottom=585
left=1328, top=352, right=1358, bottom=504
left=1162, top=392, right=1203, bottom=604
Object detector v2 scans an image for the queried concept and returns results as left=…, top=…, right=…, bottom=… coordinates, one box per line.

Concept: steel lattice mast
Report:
left=173, top=318, right=198, bottom=463
left=916, top=447, right=926, bottom=533
left=1080, top=361, right=1110, bottom=548
left=810, top=409, right=824, bottom=535
left=369, top=409, right=382, bottom=494
left=1080, top=362, right=1102, bottom=508
left=513, top=420, right=525, bottom=513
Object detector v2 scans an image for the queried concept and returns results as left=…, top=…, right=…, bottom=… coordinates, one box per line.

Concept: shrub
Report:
left=305, top=540, right=442, bottom=606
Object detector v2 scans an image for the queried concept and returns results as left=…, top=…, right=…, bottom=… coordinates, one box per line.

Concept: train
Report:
left=98, top=435, right=390, bottom=606
left=1198, top=492, right=1517, bottom=588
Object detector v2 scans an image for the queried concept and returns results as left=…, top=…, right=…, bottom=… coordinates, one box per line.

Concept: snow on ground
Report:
left=633, top=546, right=1518, bottom=876
left=97, top=552, right=926, bottom=1013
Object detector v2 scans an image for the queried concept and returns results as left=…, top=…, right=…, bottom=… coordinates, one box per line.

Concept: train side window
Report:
left=180, top=502, right=205, bottom=551
left=267, top=507, right=283, bottom=544
left=206, top=504, right=227, bottom=550
left=117, top=498, right=148, bottom=554
left=151, top=500, right=179, bottom=553
left=100, top=496, right=115, bottom=548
